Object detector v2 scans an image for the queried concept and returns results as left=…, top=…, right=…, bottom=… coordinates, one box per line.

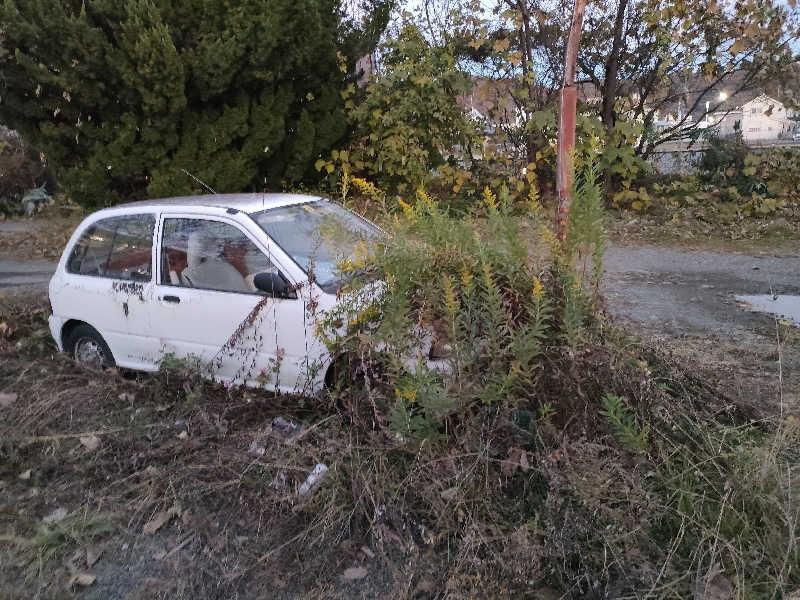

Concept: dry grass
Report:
left=0, top=293, right=798, bottom=599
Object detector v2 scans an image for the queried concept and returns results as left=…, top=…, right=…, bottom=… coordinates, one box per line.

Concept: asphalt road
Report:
left=603, top=245, right=800, bottom=336
left=0, top=256, right=57, bottom=291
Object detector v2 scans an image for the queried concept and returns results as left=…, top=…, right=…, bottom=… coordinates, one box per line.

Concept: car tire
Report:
left=65, top=324, right=116, bottom=370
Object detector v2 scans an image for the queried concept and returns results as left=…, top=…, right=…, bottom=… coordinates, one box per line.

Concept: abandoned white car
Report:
left=48, top=194, right=386, bottom=394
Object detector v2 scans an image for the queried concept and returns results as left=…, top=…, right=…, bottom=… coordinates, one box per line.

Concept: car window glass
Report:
left=104, top=216, right=155, bottom=280
left=67, top=215, right=154, bottom=280
left=161, top=218, right=276, bottom=294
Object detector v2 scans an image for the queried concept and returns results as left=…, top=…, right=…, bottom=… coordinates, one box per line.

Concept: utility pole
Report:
left=555, top=0, right=587, bottom=241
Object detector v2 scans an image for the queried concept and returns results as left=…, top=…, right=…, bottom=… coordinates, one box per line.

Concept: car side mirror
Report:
left=254, top=272, right=292, bottom=297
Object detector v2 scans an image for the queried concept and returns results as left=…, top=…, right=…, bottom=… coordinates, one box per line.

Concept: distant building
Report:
left=707, top=94, right=795, bottom=141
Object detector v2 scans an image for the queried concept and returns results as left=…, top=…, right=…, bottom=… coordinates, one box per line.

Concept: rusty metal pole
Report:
left=555, top=0, right=587, bottom=241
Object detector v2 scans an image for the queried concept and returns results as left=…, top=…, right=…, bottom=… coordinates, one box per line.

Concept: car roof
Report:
left=117, top=193, right=324, bottom=215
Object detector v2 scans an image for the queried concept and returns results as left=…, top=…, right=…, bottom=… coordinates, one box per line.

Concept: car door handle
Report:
left=163, top=295, right=181, bottom=304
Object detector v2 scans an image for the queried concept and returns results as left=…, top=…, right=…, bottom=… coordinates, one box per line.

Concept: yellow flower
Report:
left=459, top=262, right=474, bottom=296
left=532, top=277, right=544, bottom=302
left=397, top=197, right=416, bottom=222
left=482, top=186, right=497, bottom=211
left=395, top=384, right=417, bottom=404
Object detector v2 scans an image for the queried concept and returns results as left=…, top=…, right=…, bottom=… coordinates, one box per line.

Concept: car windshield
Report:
left=251, top=200, right=383, bottom=293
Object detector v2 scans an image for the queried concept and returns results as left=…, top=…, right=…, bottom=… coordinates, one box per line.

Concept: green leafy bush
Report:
left=320, top=167, right=606, bottom=441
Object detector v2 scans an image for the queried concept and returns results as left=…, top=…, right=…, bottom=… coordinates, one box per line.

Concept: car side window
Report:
left=161, top=218, right=277, bottom=294
left=67, top=214, right=154, bottom=280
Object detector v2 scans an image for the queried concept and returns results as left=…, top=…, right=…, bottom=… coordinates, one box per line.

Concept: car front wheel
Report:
left=65, top=324, right=115, bottom=370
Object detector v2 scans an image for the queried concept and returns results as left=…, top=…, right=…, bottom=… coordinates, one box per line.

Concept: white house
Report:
left=708, top=94, right=795, bottom=141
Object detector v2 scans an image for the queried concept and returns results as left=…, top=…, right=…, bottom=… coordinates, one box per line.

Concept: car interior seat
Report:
left=183, top=230, right=251, bottom=293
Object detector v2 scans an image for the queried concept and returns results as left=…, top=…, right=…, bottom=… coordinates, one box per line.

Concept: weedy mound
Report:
left=312, top=178, right=799, bottom=598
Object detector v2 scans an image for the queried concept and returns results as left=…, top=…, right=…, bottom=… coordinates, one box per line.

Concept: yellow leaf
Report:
left=729, top=38, right=747, bottom=55
left=325, top=164, right=335, bottom=174
left=468, top=39, right=484, bottom=49
left=493, top=38, right=510, bottom=53
left=305, top=92, right=314, bottom=101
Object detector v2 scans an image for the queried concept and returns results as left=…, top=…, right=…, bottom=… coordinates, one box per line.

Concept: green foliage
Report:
left=517, top=107, right=649, bottom=209
left=599, top=393, right=647, bottom=453
left=0, top=0, right=392, bottom=207
left=21, top=512, right=113, bottom=578
left=318, top=24, right=479, bottom=195
left=646, top=145, right=800, bottom=233
left=321, top=171, right=608, bottom=442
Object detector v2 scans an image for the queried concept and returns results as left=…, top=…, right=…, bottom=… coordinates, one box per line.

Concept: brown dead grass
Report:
left=0, top=202, right=84, bottom=261
left=1, top=293, right=798, bottom=599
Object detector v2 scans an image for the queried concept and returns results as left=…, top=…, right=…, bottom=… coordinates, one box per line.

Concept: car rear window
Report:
left=67, top=214, right=155, bottom=281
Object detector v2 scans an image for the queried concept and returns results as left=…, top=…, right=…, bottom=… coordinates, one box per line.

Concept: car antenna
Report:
left=181, top=169, right=216, bottom=194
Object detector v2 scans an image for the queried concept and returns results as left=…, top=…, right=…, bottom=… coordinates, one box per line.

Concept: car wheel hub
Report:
left=74, top=338, right=105, bottom=368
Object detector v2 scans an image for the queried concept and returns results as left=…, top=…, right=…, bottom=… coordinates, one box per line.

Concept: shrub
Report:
left=0, top=131, right=54, bottom=216
left=320, top=166, right=605, bottom=441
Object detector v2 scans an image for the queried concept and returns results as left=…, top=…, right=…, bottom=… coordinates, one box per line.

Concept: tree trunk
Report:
left=601, top=0, right=629, bottom=129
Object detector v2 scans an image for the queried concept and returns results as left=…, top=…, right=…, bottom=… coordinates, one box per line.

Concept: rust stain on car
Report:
left=111, top=280, right=145, bottom=302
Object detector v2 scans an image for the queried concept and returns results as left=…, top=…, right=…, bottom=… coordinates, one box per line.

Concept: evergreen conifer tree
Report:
left=0, top=0, right=391, bottom=206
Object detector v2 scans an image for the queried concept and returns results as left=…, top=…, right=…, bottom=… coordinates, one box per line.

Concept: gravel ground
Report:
left=603, top=245, right=800, bottom=335
left=604, top=245, right=799, bottom=417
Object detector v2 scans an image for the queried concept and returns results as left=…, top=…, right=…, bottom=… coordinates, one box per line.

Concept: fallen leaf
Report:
left=143, top=511, right=172, bottom=534
left=0, top=322, right=12, bottom=338
left=68, top=573, right=96, bottom=588
left=86, top=546, right=103, bottom=568
left=518, top=450, right=530, bottom=472
left=118, top=392, right=135, bottom=402
left=43, top=507, right=68, bottom=524
left=342, top=566, right=368, bottom=580
left=177, top=430, right=188, bottom=440
left=143, top=505, right=181, bottom=534
left=19, top=469, right=31, bottom=480
left=440, top=487, right=459, bottom=501
left=79, top=435, right=101, bottom=452
left=0, top=392, right=17, bottom=408
left=65, top=549, right=84, bottom=575
left=248, top=440, right=266, bottom=457
left=501, top=447, right=529, bottom=476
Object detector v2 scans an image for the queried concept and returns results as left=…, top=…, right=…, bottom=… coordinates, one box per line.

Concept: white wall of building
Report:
left=740, top=95, right=794, bottom=141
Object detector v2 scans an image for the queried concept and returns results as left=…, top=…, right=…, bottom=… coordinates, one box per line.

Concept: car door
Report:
left=53, top=213, right=157, bottom=369
left=142, top=214, right=309, bottom=392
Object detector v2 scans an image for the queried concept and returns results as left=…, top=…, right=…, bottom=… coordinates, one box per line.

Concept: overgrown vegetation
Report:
left=608, top=142, right=800, bottom=246
left=1, top=160, right=798, bottom=596
left=0, top=131, right=55, bottom=217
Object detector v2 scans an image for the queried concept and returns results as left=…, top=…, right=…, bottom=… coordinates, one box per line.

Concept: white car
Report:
left=48, top=193, right=386, bottom=395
